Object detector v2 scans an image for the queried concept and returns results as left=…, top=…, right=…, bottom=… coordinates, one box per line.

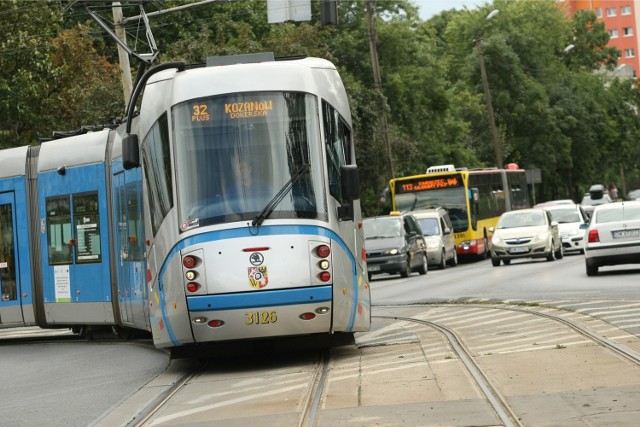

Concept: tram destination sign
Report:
left=395, top=174, right=463, bottom=194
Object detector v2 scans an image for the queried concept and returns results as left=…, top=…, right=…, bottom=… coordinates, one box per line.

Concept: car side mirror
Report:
left=579, top=223, right=589, bottom=229
left=551, top=221, right=559, bottom=227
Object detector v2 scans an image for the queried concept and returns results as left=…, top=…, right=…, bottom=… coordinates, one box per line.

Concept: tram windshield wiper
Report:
left=252, top=164, right=310, bottom=227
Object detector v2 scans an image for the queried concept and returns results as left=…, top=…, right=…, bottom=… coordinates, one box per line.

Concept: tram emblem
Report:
left=248, top=266, right=268, bottom=289
left=249, top=252, right=264, bottom=266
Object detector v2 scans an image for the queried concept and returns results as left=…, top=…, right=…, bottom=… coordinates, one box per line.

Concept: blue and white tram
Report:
left=0, top=54, right=371, bottom=351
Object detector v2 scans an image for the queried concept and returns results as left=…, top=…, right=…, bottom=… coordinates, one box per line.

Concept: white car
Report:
left=539, top=203, right=589, bottom=254
left=584, top=201, right=640, bottom=276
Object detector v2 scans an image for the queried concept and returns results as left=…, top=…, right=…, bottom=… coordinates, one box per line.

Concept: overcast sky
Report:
left=412, top=0, right=484, bottom=20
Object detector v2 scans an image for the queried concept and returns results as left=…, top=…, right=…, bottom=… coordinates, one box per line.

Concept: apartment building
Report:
left=559, top=0, right=639, bottom=77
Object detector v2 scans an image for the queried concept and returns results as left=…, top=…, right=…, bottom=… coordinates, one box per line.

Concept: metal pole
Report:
left=365, top=0, right=395, bottom=178
left=112, top=2, right=133, bottom=109
left=476, top=37, right=502, bottom=169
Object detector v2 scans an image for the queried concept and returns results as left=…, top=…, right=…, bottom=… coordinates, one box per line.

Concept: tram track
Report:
left=375, top=314, right=524, bottom=427
left=106, top=303, right=640, bottom=426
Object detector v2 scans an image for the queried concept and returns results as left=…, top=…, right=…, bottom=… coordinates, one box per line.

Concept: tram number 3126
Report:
left=246, top=311, right=278, bottom=325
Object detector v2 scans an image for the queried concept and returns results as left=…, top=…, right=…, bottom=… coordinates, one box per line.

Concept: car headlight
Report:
left=536, top=230, right=549, bottom=240
left=383, top=248, right=400, bottom=255
left=427, top=241, right=440, bottom=249
left=492, top=235, right=502, bottom=245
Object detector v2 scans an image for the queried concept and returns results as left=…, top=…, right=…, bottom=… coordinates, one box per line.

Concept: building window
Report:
left=607, top=7, right=617, bottom=17
left=625, top=48, right=635, bottom=58
left=596, top=7, right=602, bottom=18
left=622, top=5, right=632, bottom=15
left=609, top=29, right=619, bottom=38
left=624, top=27, right=634, bottom=36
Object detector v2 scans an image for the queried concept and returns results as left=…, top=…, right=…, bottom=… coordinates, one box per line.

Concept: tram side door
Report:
left=113, top=170, right=149, bottom=329
left=0, top=192, right=22, bottom=325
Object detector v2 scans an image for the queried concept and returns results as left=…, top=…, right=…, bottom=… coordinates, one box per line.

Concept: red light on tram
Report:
left=183, top=255, right=197, bottom=269
left=299, top=312, right=316, bottom=320
left=588, top=230, right=600, bottom=243
left=207, top=319, right=225, bottom=328
left=316, top=245, right=330, bottom=258
left=318, top=271, right=331, bottom=282
left=186, top=282, right=200, bottom=293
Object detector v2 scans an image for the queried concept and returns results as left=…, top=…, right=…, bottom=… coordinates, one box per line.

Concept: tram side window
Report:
left=73, top=193, right=101, bottom=264
left=47, top=196, right=73, bottom=265
left=323, top=100, right=352, bottom=201
left=127, top=182, right=145, bottom=261
left=142, top=113, right=174, bottom=235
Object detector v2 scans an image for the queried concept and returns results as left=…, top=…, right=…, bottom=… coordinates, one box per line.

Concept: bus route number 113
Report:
left=245, top=311, right=278, bottom=325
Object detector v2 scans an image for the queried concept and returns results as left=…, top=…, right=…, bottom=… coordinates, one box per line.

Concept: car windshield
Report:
left=547, top=208, right=581, bottom=223
left=417, top=218, right=439, bottom=236
left=364, top=218, right=402, bottom=239
left=497, top=211, right=545, bottom=228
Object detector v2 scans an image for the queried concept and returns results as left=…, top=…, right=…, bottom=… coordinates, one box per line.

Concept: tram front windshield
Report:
left=173, top=92, right=326, bottom=229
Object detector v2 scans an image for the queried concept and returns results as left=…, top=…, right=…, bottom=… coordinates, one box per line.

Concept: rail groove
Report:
left=375, top=314, right=523, bottom=427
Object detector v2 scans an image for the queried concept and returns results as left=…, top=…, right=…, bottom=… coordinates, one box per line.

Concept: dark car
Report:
left=581, top=184, right=612, bottom=220
left=363, top=212, right=428, bottom=280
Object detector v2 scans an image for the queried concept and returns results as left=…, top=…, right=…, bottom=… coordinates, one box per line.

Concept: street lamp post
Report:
left=476, top=10, right=502, bottom=169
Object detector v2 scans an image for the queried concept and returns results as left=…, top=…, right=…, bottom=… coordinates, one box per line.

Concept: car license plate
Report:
left=612, top=229, right=640, bottom=238
left=508, top=246, right=529, bottom=254
left=368, top=265, right=381, bottom=272
left=245, top=311, right=277, bottom=325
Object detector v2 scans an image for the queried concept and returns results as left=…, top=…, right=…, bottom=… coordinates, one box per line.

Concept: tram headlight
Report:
left=185, top=270, right=197, bottom=280
left=318, top=259, right=330, bottom=270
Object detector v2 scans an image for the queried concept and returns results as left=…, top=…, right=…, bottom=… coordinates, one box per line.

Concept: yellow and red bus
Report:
left=389, top=164, right=530, bottom=258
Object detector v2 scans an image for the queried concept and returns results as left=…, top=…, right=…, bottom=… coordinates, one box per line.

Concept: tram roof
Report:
left=0, top=145, right=29, bottom=178
left=147, top=57, right=351, bottom=123
left=37, top=128, right=111, bottom=173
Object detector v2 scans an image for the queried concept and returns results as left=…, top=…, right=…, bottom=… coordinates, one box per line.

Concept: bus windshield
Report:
left=394, top=186, right=469, bottom=233
left=173, top=92, right=326, bottom=230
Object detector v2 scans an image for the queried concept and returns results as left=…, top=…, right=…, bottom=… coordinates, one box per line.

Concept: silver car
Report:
left=584, top=200, right=640, bottom=276
left=489, top=208, right=563, bottom=266
left=412, top=208, right=458, bottom=269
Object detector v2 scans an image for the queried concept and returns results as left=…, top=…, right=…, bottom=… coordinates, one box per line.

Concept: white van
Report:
left=412, top=208, right=458, bottom=269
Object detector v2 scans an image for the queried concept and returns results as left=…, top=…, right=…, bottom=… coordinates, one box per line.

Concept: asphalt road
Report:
left=1, top=252, right=638, bottom=426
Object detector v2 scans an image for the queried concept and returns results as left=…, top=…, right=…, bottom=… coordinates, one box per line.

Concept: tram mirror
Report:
left=123, top=134, right=140, bottom=170
left=340, top=165, right=360, bottom=202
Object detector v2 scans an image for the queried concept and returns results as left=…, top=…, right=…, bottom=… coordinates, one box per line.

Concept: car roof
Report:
left=534, top=199, right=574, bottom=207
left=410, top=208, right=446, bottom=218
left=593, top=200, right=640, bottom=212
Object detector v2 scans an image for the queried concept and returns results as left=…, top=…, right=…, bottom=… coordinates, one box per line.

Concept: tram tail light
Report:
left=183, top=255, right=198, bottom=269
left=311, top=242, right=332, bottom=285
left=182, top=250, right=206, bottom=295
left=588, top=229, right=600, bottom=243
left=299, top=312, right=316, bottom=320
